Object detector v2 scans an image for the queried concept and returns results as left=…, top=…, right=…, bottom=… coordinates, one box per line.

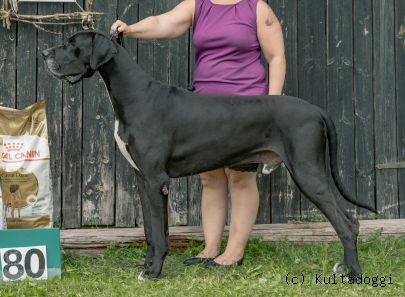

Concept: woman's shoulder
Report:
left=182, top=0, right=196, bottom=8
left=255, top=0, right=278, bottom=24
left=246, top=0, right=271, bottom=14
left=178, top=0, right=196, bottom=21
left=255, top=0, right=271, bottom=9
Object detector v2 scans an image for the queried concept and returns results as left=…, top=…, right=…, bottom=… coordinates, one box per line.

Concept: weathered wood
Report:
left=60, top=219, right=405, bottom=252
left=114, top=0, right=139, bottom=228
left=256, top=168, right=271, bottom=224
left=187, top=175, right=202, bottom=226
left=16, top=2, right=37, bottom=108
left=270, top=165, right=301, bottom=223
left=0, top=14, right=16, bottom=107
left=82, top=0, right=117, bottom=226
left=36, top=2, right=63, bottom=227
left=268, top=0, right=300, bottom=224
left=168, top=178, right=188, bottom=226
left=373, top=0, right=398, bottom=218
left=61, top=1, right=84, bottom=229
left=297, top=0, right=326, bottom=221
left=164, top=0, right=189, bottom=226
left=376, top=162, right=405, bottom=170
left=353, top=0, right=376, bottom=218
left=395, top=0, right=405, bottom=218
left=327, top=0, right=355, bottom=212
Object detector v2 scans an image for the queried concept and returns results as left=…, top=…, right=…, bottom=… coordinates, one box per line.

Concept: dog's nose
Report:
left=41, top=49, right=52, bottom=59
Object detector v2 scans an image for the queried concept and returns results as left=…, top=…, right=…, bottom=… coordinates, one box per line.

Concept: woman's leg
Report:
left=213, top=169, right=259, bottom=264
left=196, top=168, right=229, bottom=258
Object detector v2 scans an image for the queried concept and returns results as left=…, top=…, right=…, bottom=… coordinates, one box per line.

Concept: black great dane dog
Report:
left=42, top=30, right=377, bottom=280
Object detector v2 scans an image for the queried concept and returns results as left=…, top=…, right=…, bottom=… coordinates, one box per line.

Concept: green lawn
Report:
left=1, top=233, right=404, bottom=297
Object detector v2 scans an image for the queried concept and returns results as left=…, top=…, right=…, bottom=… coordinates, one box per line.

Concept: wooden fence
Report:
left=0, top=0, right=404, bottom=229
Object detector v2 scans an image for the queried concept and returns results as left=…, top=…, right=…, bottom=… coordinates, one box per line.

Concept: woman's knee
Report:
left=226, top=169, right=257, bottom=190
left=200, top=168, right=227, bottom=189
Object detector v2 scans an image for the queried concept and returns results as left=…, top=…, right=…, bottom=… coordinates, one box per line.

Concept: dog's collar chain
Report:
left=110, top=31, right=125, bottom=48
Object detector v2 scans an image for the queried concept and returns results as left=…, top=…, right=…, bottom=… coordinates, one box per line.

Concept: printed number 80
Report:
left=3, top=248, right=46, bottom=280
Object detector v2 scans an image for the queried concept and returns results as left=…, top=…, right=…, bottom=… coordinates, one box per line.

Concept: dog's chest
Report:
left=114, top=120, right=140, bottom=171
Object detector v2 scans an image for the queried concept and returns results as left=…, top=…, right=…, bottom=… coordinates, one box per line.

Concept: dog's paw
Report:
left=137, top=271, right=146, bottom=282
left=332, top=262, right=345, bottom=273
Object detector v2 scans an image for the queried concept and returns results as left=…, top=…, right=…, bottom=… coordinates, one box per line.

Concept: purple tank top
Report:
left=192, top=0, right=268, bottom=96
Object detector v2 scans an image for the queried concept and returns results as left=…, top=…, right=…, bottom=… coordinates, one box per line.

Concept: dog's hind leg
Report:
left=282, top=126, right=361, bottom=276
left=142, top=172, right=170, bottom=279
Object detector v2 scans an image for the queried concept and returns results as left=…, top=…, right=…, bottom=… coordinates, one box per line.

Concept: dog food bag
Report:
left=0, top=100, right=53, bottom=229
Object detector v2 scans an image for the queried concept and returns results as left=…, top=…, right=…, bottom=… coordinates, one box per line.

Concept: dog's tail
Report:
left=321, top=111, right=378, bottom=214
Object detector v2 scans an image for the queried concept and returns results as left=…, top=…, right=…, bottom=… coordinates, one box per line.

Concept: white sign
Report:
left=0, top=246, right=48, bottom=281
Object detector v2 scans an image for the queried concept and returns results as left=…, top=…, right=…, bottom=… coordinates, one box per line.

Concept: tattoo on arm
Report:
left=265, top=8, right=274, bottom=26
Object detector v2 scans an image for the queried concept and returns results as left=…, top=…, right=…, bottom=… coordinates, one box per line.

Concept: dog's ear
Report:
left=90, top=33, right=117, bottom=70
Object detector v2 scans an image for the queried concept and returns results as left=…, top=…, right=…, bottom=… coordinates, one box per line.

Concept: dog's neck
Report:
left=97, top=46, right=159, bottom=122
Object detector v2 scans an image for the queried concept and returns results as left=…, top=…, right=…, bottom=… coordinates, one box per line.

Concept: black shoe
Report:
left=205, top=256, right=244, bottom=268
left=183, top=254, right=219, bottom=266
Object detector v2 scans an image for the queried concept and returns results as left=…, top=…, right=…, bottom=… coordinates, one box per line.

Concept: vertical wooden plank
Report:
left=256, top=168, right=271, bottom=224
left=16, top=2, right=37, bottom=108
left=82, top=0, right=117, bottom=226
left=167, top=0, right=189, bottom=226
left=373, top=0, right=398, bottom=218
left=267, top=0, right=301, bottom=224
left=395, top=0, right=405, bottom=218
left=61, top=1, right=84, bottom=229
left=187, top=176, right=202, bottom=226
left=327, top=0, right=356, bottom=213
left=137, top=0, right=154, bottom=79
left=168, top=178, right=188, bottom=226
left=187, top=27, right=202, bottom=226
left=297, top=0, right=327, bottom=221
left=152, top=0, right=169, bottom=86
left=115, top=0, right=139, bottom=227
left=353, top=0, right=375, bottom=218
left=36, top=3, right=63, bottom=227
left=0, top=16, right=16, bottom=108
left=136, top=0, right=155, bottom=227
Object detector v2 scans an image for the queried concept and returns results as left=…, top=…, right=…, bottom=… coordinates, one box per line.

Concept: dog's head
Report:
left=42, top=30, right=118, bottom=84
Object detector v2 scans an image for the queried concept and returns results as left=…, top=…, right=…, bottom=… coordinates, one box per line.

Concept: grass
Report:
left=1, top=233, right=404, bottom=297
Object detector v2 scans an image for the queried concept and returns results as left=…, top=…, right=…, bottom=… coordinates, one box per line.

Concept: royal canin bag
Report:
left=0, top=100, right=53, bottom=229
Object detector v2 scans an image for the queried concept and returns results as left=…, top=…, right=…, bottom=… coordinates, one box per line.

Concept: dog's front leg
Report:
left=136, top=173, right=154, bottom=271
left=143, top=172, right=170, bottom=279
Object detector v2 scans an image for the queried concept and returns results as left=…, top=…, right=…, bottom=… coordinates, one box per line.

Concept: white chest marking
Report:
left=114, top=120, right=140, bottom=171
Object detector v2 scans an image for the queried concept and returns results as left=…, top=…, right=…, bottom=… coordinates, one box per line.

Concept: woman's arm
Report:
left=111, top=0, right=195, bottom=40
left=256, top=0, right=286, bottom=95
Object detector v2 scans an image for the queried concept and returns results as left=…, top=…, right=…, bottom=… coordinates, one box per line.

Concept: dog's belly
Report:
left=229, top=150, right=283, bottom=175
left=167, top=150, right=283, bottom=178
left=114, top=120, right=140, bottom=171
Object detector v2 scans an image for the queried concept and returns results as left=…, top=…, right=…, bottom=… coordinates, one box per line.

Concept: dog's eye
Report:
left=74, top=48, right=81, bottom=56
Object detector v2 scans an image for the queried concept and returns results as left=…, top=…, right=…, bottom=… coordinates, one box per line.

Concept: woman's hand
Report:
left=110, top=20, right=128, bottom=36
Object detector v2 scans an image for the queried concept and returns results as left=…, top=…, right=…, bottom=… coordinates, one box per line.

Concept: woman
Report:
left=111, top=0, right=285, bottom=267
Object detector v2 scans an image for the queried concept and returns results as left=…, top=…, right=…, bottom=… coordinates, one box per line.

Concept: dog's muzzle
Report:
left=42, top=49, right=84, bottom=85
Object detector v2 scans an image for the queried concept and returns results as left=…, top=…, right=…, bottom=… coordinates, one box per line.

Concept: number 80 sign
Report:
left=1, top=246, right=48, bottom=281
left=0, top=228, right=61, bottom=282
